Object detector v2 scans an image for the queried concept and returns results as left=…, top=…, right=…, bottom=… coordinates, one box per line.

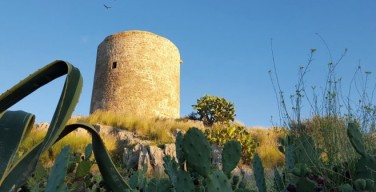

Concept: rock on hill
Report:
left=34, top=123, right=252, bottom=179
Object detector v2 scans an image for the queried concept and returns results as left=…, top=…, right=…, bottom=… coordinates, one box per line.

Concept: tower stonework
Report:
left=90, top=30, right=181, bottom=118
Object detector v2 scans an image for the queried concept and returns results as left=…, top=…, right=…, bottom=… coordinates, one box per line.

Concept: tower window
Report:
left=112, top=62, right=117, bottom=69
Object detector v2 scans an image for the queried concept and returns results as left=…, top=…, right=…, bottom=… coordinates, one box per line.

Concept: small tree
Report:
left=192, top=95, right=235, bottom=126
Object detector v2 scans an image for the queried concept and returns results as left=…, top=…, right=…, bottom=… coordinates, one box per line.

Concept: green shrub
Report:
left=164, top=128, right=246, bottom=192
left=205, top=126, right=257, bottom=164
left=27, top=144, right=107, bottom=191
left=294, top=116, right=357, bottom=164
left=192, top=95, right=235, bottom=126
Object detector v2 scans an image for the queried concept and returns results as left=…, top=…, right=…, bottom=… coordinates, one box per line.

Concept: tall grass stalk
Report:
left=269, top=37, right=376, bottom=190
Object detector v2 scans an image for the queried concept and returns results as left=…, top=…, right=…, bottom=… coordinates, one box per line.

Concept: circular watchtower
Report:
left=90, top=30, right=181, bottom=118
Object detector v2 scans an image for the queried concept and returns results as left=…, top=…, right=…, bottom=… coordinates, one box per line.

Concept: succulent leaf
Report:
left=273, top=169, right=284, bottom=191
left=253, top=153, right=266, bottom=192
left=75, top=160, right=92, bottom=178
left=205, top=170, right=232, bottom=192
left=176, top=131, right=185, bottom=169
left=182, top=128, right=211, bottom=177
left=347, top=123, right=366, bottom=156
left=163, top=156, right=178, bottom=187
left=222, top=140, right=241, bottom=175
left=176, top=170, right=194, bottom=192
left=84, top=143, right=93, bottom=160
left=46, top=146, right=70, bottom=192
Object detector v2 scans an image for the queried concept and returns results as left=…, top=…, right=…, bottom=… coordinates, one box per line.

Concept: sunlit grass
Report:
left=248, top=127, right=285, bottom=168
left=22, top=111, right=288, bottom=170
left=69, top=110, right=205, bottom=144
left=19, top=125, right=119, bottom=167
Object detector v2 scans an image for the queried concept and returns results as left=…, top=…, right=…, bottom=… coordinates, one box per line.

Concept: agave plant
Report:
left=0, top=61, right=131, bottom=191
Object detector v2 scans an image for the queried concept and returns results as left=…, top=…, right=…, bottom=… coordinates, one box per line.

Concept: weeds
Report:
left=269, top=37, right=376, bottom=190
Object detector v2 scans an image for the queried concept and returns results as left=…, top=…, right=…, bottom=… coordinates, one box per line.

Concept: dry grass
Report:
left=21, top=111, right=285, bottom=170
left=248, top=127, right=286, bottom=168
left=19, top=125, right=118, bottom=167
left=69, top=110, right=205, bottom=144
left=18, top=111, right=205, bottom=166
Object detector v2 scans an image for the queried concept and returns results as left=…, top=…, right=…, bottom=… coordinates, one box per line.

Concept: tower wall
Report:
left=90, top=30, right=180, bottom=118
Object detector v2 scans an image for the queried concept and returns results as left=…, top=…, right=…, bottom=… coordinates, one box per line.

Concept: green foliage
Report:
left=295, top=116, right=356, bottom=165
left=45, top=146, right=70, bottom=192
left=75, top=158, right=92, bottom=178
left=348, top=123, right=376, bottom=183
left=192, top=95, right=235, bottom=126
left=222, top=140, right=242, bottom=176
left=273, top=169, right=284, bottom=192
left=252, top=153, right=266, bottom=192
left=122, top=165, right=174, bottom=192
left=128, top=164, right=148, bottom=190
left=205, top=126, right=257, bottom=164
left=163, top=127, right=247, bottom=192
left=145, top=178, right=171, bottom=192
left=0, top=61, right=132, bottom=191
left=175, top=170, right=195, bottom=192
left=0, top=61, right=83, bottom=190
left=246, top=122, right=376, bottom=192
left=338, top=184, right=353, bottom=192
left=205, top=169, right=232, bottom=192
left=162, top=156, right=179, bottom=188
left=276, top=133, right=325, bottom=191
left=175, top=132, right=185, bottom=169
left=348, top=123, right=366, bottom=157
left=0, top=110, right=35, bottom=189
left=258, top=138, right=324, bottom=191
left=26, top=144, right=107, bottom=191
left=268, top=46, right=376, bottom=191
left=182, top=128, right=212, bottom=177
left=26, top=162, right=48, bottom=191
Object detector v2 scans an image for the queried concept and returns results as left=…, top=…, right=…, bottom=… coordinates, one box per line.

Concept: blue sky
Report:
left=1, top=1, right=375, bottom=127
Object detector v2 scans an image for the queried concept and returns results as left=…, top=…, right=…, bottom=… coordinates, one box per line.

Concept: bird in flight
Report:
left=104, top=4, right=111, bottom=9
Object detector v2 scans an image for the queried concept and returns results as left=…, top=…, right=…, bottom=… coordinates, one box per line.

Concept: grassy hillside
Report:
left=22, top=110, right=284, bottom=168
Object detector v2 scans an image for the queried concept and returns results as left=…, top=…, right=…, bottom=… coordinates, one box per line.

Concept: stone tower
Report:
left=90, top=30, right=181, bottom=118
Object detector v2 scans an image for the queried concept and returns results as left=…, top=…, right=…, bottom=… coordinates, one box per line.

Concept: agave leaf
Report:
left=0, top=111, right=34, bottom=180
left=63, top=123, right=132, bottom=191
left=0, top=60, right=82, bottom=151
left=0, top=60, right=71, bottom=112
left=0, top=61, right=132, bottom=191
left=0, top=60, right=82, bottom=190
left=2, top=122, right=133, bottom=191
left=0, top=137, right=44, bottom=190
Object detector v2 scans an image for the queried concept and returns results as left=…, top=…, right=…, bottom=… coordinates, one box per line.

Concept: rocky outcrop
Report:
left=92, top=124, right=251, bottom=177
left=123, top=143, right=177, bottom=176
left=91, top=124, right=168, bottom=175
left=34, top=123, right=251, bottom=177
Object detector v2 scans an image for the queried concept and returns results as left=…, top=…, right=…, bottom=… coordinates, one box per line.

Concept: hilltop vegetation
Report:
left=23, top=110, right=283, bottom=169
